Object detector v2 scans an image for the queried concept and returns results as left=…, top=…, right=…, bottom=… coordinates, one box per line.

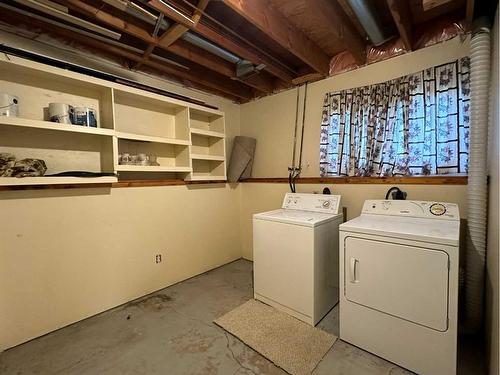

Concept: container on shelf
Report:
left=49, top=103, right=74, bottom=124
left=0, top=93, right=19, bottom=117
left=74, top=106, right=97, bottom=127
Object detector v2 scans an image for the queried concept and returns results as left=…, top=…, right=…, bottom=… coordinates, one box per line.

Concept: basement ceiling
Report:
left=0, top=0, right=480, bottom=102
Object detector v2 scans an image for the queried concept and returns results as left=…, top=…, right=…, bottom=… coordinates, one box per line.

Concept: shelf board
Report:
left=0, top=176, right=117, bottom=186
left=188, top=175, right=226, bottom=181
left=190, top=128, right=225, bottom=138
left=0, top=116, right=114, bottom=136
left=115, top=132, right=190, bottom=145
left=190, top=154, right=225, bottom=161
left=115, top=165, right=192, bottom=173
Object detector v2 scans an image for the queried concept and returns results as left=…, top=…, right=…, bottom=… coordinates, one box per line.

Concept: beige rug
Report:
left=214, top=299, right=337, bottom=375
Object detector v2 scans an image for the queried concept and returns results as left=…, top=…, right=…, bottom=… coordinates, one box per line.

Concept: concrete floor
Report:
left=0, top=259, right=485, bottom=375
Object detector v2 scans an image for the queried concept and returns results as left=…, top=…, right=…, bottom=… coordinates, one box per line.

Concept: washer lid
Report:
left=340, top=214, right=460, bottom=246
left=253, top=209, right=342, bottom=227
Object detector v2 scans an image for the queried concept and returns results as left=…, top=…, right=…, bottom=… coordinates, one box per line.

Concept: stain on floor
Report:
left=124, top=293, right=174, bottom=311
left=0, top=259, right=486, bottom=375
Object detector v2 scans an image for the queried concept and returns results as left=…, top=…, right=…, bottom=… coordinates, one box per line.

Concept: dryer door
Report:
left=344, top=237, right=449, bottom=331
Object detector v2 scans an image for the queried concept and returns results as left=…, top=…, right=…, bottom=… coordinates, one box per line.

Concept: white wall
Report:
left=239, top=37, right=470, bottom=260
left=0, top=31, right=242, bottom=350
left=486, top=7, right=500, bottom=375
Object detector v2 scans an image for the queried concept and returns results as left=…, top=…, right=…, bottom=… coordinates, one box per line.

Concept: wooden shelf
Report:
left=0, top=56, right=226, bottom=187
left=190, top=128, right=225, bottom=138
left=115, top=165, right=192, bottom=173
left=0, top=176, right=117, bottom=186
left=0, top=116, right=115, bottom=137
left=188, top=175, right=226, bottom=181
left=115, top=132, right=190, bottom=145
left=190, top=154, right=225, bottom=161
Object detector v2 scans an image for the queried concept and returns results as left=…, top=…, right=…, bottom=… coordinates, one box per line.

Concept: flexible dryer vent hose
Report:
left=463, top=25, right=491, bottom=334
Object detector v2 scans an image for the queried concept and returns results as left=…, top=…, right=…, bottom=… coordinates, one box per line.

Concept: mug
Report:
left=74, top=106, right=97, bottom=127
left=49, top=103, right=73, bottom=124
left=0, top=93, right=19, bottom=117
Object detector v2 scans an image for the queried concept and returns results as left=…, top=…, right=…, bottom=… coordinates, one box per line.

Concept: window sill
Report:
left=240, top=175, right=468, bottom=185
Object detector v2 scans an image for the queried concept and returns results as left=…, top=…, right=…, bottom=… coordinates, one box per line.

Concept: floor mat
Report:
left=214, top=299, right=337, bottom=375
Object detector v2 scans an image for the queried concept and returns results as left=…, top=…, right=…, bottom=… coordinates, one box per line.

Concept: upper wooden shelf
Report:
left=190, top=128, right=225, bottom=138
left=115, top=132, right=190, bottom=145
left=190, top=154, right=225, bottom=161
left=115, top=165, right=192, bottom=173
left=0, top=116, right=115, bottom=137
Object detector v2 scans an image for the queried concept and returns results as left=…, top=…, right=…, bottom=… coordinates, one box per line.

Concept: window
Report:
left=319, top=57, right=470, bottom=177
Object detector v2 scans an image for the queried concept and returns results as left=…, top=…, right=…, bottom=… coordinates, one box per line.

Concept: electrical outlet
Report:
left=155, top=254, right=162, bottom=264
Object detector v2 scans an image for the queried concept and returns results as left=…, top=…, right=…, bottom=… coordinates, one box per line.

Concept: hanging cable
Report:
left=288, top=85, right=301, bottom=193
left=288, top=83, right=309, bottom=193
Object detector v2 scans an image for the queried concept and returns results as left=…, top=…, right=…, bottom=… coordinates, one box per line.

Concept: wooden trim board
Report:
left=240, top=176, right=468, bottom=185
left=0, top=175, right=467, bottom=191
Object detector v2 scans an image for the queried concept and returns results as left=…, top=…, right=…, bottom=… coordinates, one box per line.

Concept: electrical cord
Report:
left=385, top=186, right=407, bottom=200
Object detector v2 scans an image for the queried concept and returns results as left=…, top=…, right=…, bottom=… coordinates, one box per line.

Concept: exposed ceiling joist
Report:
left=307, top=0, right=367, bottom=65
left=136, top=0, right=208, bottom=69
left=148, top=1, right=295, bottom=83
left=158, top=23, right=188, bottom=48
left=387, top=0, right=413, bottom=51
left=194, top=23, right=295, bottom=83
left=220, top=0, right=330, bottom=75
left=147, top=0, right=195, bottom=28
left=60, top=0, right=274, bottom=93
left=157, top=0, right=209, bottom=48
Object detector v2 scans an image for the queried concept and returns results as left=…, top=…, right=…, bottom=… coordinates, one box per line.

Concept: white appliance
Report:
left=253, top=193, right=343, bottom=326
left=339, top=200, right=460, bottom=375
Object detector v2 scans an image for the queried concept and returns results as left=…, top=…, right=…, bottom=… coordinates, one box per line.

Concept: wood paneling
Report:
left=241, top=176, right=468, bottom=185
left=0, top=175, right=468, bottom=191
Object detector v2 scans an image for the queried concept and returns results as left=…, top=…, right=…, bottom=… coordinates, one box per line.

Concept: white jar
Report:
left=0, top=93, right=19, bottom=117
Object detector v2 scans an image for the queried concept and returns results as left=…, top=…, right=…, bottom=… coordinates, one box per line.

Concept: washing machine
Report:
left=253, top=193, right=343, bottom=326
left=339, top=200, right=460, bottom=375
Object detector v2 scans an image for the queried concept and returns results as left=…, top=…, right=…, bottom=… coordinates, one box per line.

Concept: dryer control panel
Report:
left=282, top=193, right=341, bottom=214
left=362, top=200, right=459, bottom=220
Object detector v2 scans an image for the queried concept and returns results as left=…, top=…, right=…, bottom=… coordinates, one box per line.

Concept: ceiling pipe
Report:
left=1, top=2, right=188, bottom=69
left=345, top=0, right=393, bottom=46
left=108, top=1, right=249, bottom=66
left=12, top=0, right=121, bottom=39
left=103, top=0, right=170, bottom=30
left=181, top=32, right=241, bottom=64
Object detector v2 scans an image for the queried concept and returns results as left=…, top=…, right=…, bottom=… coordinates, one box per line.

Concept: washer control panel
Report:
left=282, top=193, right=341, bottom=214
left=362, top=200, right=459, bottom=220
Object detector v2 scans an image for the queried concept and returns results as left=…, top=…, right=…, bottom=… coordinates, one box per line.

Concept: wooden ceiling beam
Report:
left=387, top=0, right=413, bottom=51
left=61, top=0, right=274, bottom=93
left=308, top=0, right=367, bottom=65
left=235, top=73, right=275, bottom=93
left=147, top=1, right=295, bottom=83
left=158, top=23, right=189, bottom=48
left=147, top=0, right=196, bottom=28
left=194, top=23, right=295, bottom=83
left=157, top=0, right=210, bottom=49
left=220, top=0, right=330, bottom=75
left=2, top=11, right=251, bottom=101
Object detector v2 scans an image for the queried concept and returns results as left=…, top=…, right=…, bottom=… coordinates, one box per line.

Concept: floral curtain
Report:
left=319, top=57, right=470, bottom=177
